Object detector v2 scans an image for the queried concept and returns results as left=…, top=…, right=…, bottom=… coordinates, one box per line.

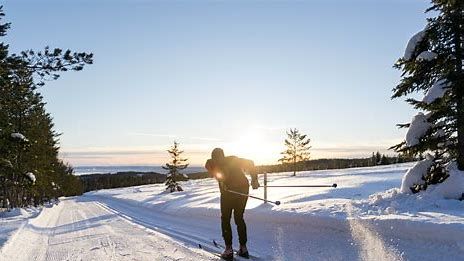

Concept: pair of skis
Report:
left=198, top=240, right=260, bottom=260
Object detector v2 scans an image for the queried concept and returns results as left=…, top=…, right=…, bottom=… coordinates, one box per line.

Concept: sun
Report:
left=226, top=128, right=279, bottom=164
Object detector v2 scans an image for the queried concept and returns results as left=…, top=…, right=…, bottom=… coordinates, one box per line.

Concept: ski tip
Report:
left=213, top=240, right=218, bottom=247
left=275, top=201, right=281, bottom=205
left=198, top=244, right=202, bottom=249
left=333, top=183, right=338, bottom=188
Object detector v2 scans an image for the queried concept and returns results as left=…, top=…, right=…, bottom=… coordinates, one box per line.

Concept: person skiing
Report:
left=205, top=148, right=260, bottom=260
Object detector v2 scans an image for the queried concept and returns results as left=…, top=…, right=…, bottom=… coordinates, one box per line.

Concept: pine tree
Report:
left=279, top=128, right=311, bottom=176
left=375, top=151, right=382, bottom=165
left=163, top=141, right=189, bottom=192
left=0, top=6, right=92, bottom=208
left=391, top=1, right=464, bottom=192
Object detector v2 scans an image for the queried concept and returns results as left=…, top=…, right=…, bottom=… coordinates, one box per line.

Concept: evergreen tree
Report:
left=279, top=128, right=311, bottom=176
left=380, top=154, right=390, bottom=165
left=375, top=151, right=382, bottom=165
left=163, top=141, right=189, bottom=192
left=0, top=6, right=92, bottom=208
left=391, top=1, right=464, bottom=192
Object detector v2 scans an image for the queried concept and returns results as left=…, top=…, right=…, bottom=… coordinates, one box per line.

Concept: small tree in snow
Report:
left=163, top=141, right=189, bottom=192
left=391, top=1, right=464, bottom=193
left=279, top=128, right=311, bottom=176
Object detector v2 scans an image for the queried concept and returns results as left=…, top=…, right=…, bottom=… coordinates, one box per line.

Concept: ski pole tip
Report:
left=333, top=183, right=337, bottom=188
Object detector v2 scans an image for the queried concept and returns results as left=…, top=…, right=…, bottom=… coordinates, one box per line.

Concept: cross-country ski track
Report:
left=0, top=197, right=215, bottom=261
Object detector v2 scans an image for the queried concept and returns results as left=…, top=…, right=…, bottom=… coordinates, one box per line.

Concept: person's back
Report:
left=217, top=156, right=252, bottom=193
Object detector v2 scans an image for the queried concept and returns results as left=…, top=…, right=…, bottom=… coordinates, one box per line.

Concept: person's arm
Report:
left=238, top=158, right=260, bottom=189
left=238, top=158, right=255, bottom=173
left=205, top=159, right=216, bottom=178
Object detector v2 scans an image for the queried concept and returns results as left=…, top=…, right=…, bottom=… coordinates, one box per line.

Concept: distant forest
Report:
left=80, top=152, right=416, bottom=192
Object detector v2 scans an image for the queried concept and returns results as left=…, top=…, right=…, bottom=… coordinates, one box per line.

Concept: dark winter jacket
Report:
left=205, top=156, right=254, bottom=193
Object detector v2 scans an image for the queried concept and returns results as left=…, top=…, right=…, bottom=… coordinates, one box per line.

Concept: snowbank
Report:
left=428, top=162, right=464, bottom=200
left=0, top=208, right=28, bottom=218
left=0, top=207, right=42, bottom=250
left=400, top=157, right=433, bottom=194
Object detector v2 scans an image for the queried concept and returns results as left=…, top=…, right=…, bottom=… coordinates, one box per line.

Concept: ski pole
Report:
left=265, top=183, right=338, bottom=188
left=225, top=189, right=281, bottom=205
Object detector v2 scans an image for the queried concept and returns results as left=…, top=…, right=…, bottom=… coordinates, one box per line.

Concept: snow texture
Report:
left=10, top=133, right=28, bottom=142
left=400, top=157, right=433, bottom=194
left=25, top=172, right=36, bottom=183
left=405, top=112, right=431, bottom=147
left=404, top=30, right=426, bottom=60
left=416, top=51, right=437, bottom=61
left=2, top=164, right=464, bottom=260
left=1, top=200, right=212, bottom=261
left=423, top=78, right=450, bottom=104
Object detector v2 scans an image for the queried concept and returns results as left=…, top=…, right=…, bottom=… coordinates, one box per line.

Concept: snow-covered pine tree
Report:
left=163, top=141, right=189, bottom=192
left=391, top=1, right=464, bottom=194
left=0, top=6, right=92, bottom=208
left=279, top=128, right=311, bottom=176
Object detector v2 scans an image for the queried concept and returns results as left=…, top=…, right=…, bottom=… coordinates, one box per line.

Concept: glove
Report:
left=251, top=178, right=260, bottom=190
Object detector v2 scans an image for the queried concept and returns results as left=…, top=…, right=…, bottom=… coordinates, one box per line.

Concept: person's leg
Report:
left=233, top=194, right=248, bottom=247
left=220, top=193, right=233, bottom=247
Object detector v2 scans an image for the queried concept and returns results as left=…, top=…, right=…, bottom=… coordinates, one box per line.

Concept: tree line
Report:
left=78, top=148, right=415, bottom=193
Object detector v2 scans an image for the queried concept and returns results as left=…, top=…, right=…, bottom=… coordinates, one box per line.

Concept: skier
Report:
left=205, top=148, right=260, bottom=260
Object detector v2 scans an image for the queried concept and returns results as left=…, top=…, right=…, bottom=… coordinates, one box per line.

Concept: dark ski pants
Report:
left=220, top=190, right=249, bottom=246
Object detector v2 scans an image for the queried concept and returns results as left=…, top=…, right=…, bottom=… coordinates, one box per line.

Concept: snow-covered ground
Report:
left=1, top=163, right=463, bottom=260
left=0, top=198, right=214, bottom=261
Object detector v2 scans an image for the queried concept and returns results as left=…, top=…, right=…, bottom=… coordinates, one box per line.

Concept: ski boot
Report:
left=237, top=245, right=249, bottom=259
left=221, top=247, right=234, bottom=261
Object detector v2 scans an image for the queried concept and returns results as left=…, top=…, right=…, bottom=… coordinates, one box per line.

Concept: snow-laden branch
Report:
left=422, top=79, right=450, bottom=104
left=11, top=132, right=29, bottom=142
left=405, top=112, right=432, bottom=147
left=416, top=51, right=437, bottom=61
left=25, top=172, right=36, bottom=184
left=404, top=30, right=426, bottom=60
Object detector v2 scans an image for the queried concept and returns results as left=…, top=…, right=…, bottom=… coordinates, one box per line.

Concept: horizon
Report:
left=71, top=151, right=398, bottom=168
left=4, top=0, right=429, bottom=166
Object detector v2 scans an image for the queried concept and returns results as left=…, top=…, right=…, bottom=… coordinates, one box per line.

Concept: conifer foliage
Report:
left=0, top=6, right=93, bottom=208
left=391, top=1, right=464, bottom=192
left=279, top=128, right=311, bottom=176
left=163, top=141, right=189, bottom=192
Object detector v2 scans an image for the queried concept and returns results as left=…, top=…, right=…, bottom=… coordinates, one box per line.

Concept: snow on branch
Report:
left=416, top=51, right=437, bottom=61
left=405, top=112, right=432, bottom=147
left=422, top=79, right=450, bottom=104
left=25, top=172, right=36, bottom=184
left=11, top=133, right=29, bottom=142
left=404, top=30, right=426, bottom=60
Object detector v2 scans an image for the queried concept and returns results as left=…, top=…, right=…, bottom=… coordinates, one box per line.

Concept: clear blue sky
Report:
left=4, top=0, right=429, bottom=166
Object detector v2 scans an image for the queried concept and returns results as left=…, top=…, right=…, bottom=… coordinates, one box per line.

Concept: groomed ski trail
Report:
left=0, top=197, right=215, bottom=261
left=346, top=203, right=403, bottom=261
